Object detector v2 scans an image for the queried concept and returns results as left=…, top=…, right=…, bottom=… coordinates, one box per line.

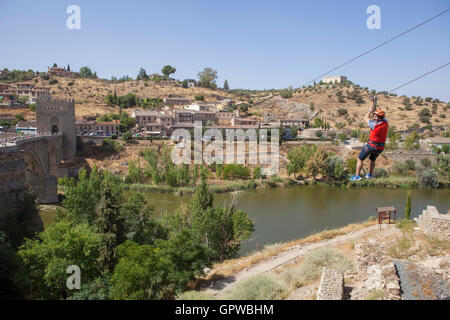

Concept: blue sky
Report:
left=1, top=0, right=449, bottom=101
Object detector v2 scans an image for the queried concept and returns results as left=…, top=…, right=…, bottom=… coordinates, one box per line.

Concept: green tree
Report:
left=79, top=66, right=94, bottom=78
left=109, top=233, right=208, bottom=299
left=253, top=166, right=262, bottom=180
left=18, top=221, right=102, bottom=299
left=95, top=184, right=126, bottom=273
left=122, top=131, right=133, bottom=142
left=405, top=191, right=411, bottom=220
left=194, top=94, right=204, bottom=101
left=197, top=68, right=218, bottom=88
left=403, top=131, right=420, bottom=150
left=223, top=79, right=229, bottom=91
left=137, top=67, right=148, bottom=80
left=161, top=65, right=176, bottom=78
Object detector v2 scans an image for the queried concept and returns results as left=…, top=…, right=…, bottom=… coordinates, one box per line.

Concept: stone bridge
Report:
left=0, top=99, right=76, bottom=220
left=0, top=134, right=64, bottom=204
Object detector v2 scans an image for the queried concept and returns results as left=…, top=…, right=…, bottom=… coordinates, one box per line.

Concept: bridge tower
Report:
left=36, top=98, right=76, bottom=159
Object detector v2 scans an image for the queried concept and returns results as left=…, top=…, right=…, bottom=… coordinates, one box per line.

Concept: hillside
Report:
left=1, top=76, right=449, bottom=130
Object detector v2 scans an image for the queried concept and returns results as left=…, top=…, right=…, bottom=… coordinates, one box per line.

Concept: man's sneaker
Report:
left=365, top=173, right=373, bottom=179
left=350, top=175, right=362, bottom=181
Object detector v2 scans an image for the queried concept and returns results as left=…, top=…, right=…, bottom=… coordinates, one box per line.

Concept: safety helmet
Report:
left=374, top=110, right=385, bottom=118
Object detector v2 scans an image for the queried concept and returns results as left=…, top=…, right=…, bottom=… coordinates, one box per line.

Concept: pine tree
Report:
left=67, top=64, right=70, bottom=71
left=223, top=79, right=229, bottom=91
left=405, top=191, right=411, bottom=220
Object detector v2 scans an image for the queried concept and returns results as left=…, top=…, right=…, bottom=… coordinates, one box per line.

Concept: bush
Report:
left=225, top=275, right=287, bottom=300
left=194, top=94, right=204, bottom=101
left=373, top=168, right=388, bottom=178
left=222, top=164, right=250, bottom=179
left=337, top=108, right=348, bottom=116
left=418, top=169, right=438, bottom=188
left=282, top=248, right=352, bottom=287
left=315, top=130, right=323, bottom=138
left=40, top=74, right=50, bottom=80
left=420, top=158, right=431, bottom=168
left=48, top=78, right=58, bottom=85
left=177, top=291, right=215, bottom=300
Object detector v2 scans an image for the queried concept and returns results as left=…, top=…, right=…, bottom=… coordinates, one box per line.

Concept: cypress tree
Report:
left=405, top=191, right=411, bottom=220
left=223, top=79, right=229, bottom=91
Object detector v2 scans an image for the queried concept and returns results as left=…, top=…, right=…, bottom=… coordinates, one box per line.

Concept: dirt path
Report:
left=204, top=224, right=393, bottom=298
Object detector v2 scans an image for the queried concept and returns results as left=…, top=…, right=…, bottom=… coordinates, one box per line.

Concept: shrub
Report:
left=225, top=274, right=287, bottom=300
left=420, top=158, right=431, bottom=168
left=315, top=130, right=323, bottom=138
left=337, top=108, right=348, bottom=116
left=48, top=78, right=58, bottom=85
left=346, top=158, right=357, bottom=175
left=282, top=248, right=352, bottom=287
left=404, top=159, right=415, bottom=171
left=222, top=164, right=250, bottom=179
left=418, top=108, right=432, bottom=123
left=194, top=94, right=204, bottom=101
left=418, top=169, right=438, bottom=188
left=177, top=291, right=215, bottom=300
left=40, top=74, right=50, bottom=80
left=373, top=168, right=387, bottom=178
left=102, top=138, right=123, bottom=154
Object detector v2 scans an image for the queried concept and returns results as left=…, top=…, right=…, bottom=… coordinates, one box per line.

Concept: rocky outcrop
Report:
left=350, top=239, right=401, bottom=300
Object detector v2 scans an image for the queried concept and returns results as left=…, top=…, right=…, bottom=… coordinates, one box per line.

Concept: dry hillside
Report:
left=1, top=76, right=448, bottom=130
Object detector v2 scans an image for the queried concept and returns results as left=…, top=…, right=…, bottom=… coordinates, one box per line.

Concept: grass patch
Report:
left=281, top=248, right=353, bottom=288
left=388, top=236, right=414, bottom=259
left=396, top=219, right=415, bottom=232
left=177, top=291, right=215, bottom=300
left=365, top=289, right=384, bottom=300
left=224, top=274, right=288, bottom=300
left=424, top=236, right=450, bottom=256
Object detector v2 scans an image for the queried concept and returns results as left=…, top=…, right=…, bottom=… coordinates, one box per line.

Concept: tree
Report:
left=403, top=131, right=420, bottom=150
left=52, top=63, right=57, bottom=68
left=405, top=191, right=411, bottom=220
left=109, top=234, right=209, bottom=299
left=223, top=79, right=229, bottom=91
left=122, top=131, right=132, bottom=142
left=253, top=166, right=262, bottom=179
left=161, top=65, right=176, bottom=78
left=194, top=94, right=204, bottom=101
left=95, top=183, right=126, bottom=273
left=418, top=108, right=432, bottom=123
left=137, top=68, right=148, bottom=80
left=79, top=66, right=94, bottom=78
left=197, top=68, right=218, bottom=88
left=18, top=221, right=102, bottom=299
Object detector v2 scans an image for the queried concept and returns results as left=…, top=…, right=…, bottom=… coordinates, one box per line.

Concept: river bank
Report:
left=123, top=175, right=450, bottom=196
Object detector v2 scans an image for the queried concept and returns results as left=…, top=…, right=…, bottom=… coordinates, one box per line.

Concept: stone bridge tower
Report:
left=36, top=98, right=76, bottom=159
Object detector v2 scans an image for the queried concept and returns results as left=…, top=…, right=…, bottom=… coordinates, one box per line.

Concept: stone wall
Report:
left=316, top=267, right=344, bottom=300
left=416, top=206, right=450, bottom=241
left=0, top=149, right=26, bottom=223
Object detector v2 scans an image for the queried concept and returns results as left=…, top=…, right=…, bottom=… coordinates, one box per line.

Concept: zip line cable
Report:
left=299, top=8, right=450, bottom=87
left=387, top=62, right=450, bottom=94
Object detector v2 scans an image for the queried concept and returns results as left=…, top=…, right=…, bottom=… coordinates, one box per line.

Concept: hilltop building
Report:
left=322, top=76, right=347, bottom=84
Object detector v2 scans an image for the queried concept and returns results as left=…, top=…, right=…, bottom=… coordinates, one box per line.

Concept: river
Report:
left=40, top=186, right=449, bottom=256
left=140, top=186, right=450, bottom=255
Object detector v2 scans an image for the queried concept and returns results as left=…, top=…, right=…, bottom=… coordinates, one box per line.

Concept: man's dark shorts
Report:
left=358, top=143, right=383, bottom=161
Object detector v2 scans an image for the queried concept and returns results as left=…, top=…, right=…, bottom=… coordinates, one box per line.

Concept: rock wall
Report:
left=416, top=206, right=450, bottom=241
left=0, top=149, right=26, bottom=223
left=317, top=267, right=344, bottom=300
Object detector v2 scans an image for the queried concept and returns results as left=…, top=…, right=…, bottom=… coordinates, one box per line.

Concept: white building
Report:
left=322, top=76, right=348, bottom=84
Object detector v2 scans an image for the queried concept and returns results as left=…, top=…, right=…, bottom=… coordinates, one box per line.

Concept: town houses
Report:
left=75, top=98, right=310, bottom=137
left=0, top=83, right=50, bottom=104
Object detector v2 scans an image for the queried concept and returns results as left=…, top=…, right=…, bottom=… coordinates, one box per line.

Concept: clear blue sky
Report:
left=1, top=0, right=449, bottom=101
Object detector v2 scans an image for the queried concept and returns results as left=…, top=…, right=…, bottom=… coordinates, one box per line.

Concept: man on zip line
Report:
left=350, top=97, right=388, bottom=181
